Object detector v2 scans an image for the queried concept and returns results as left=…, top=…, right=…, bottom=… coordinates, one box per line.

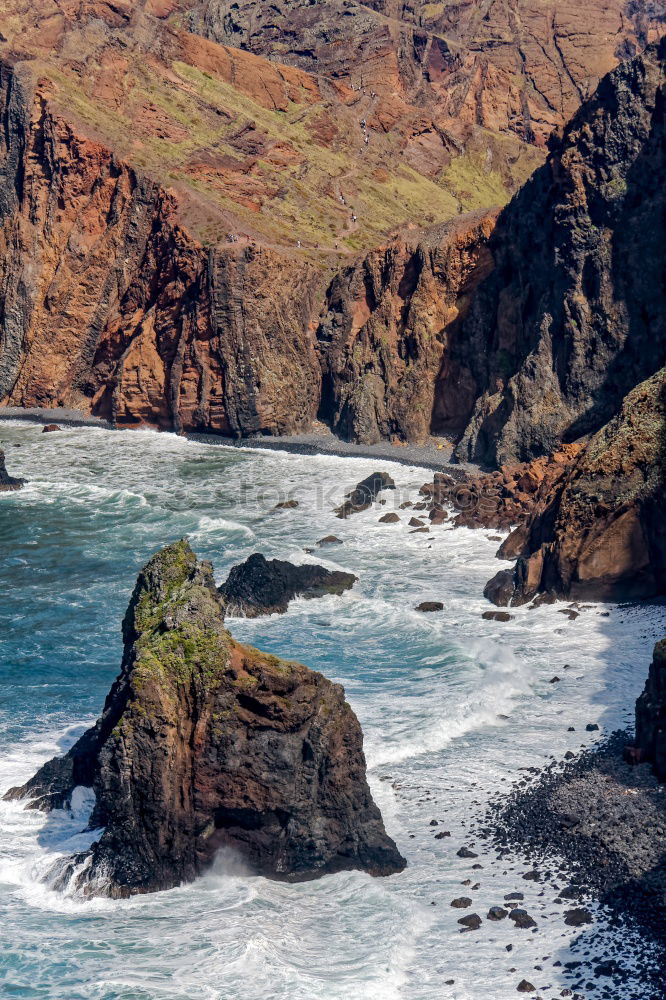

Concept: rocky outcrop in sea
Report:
left=4, top=541, right=405, bottom=897
left=219, top=552, right=357, bottom=617
left=0, top=448, right=24, bottom=491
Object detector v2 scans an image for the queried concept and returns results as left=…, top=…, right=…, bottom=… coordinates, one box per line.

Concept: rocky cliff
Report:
left=2, top=0, right=662, bottom=444
left=0, top=60, right=328, bottom=433
left=483, top=366, right=666, bottom=605
left=192, top=0, right=665, bottom=145
left=445, top=38, right=666, bottom=466
left=636, top=640, right=666, bottom=781
left=317, top=213, right=495, bottom=444
left=4, top=541, right=405, bottom=896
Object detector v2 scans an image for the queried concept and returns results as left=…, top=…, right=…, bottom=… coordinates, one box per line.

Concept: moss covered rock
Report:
left=5, top=541, right=404, bottom=896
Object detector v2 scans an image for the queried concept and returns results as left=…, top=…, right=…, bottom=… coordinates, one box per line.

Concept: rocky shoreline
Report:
left=471, top=732, right=666, bottom=999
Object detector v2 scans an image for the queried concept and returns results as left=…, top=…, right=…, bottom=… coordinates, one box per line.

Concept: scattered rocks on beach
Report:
left=219, top=553, right=357, bottom=617
left=564, top=908, right=593, bottom=927
left=378, top=512, right=400, bottom=523
left=480, top=728, right=666, bottom=997
left=458, top=913, right=482, bottom=931
left=509, top=909, right=537, bottom=929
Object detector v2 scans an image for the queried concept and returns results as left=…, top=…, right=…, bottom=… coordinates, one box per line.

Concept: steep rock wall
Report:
left=317, top=213, right=495, bottom=444
left=445, top=39, right=666, bottom=466
left=0, top=62, right=327, bottom=435
left=484, top=367, right=666, bottom=605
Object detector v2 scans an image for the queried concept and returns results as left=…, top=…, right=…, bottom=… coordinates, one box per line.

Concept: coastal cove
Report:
left=1, top=421, right=665, bottom=999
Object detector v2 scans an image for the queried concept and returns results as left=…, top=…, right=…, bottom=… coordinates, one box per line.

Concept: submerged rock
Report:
left=4, top=541, right=404, bottom=897
left=219, top=553, right=357, bottom=617
left=0, top=449, right=25, bottom=492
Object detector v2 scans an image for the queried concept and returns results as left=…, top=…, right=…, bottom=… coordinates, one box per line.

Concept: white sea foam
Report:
left=0, top=422, right=664, bottom=998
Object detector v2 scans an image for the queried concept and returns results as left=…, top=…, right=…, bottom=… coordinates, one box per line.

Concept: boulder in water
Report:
left=219, top=553, right=357, bottom=617
left=335, top=472, right=395, bottom=518
left=0, top=449, right=25, bottom=491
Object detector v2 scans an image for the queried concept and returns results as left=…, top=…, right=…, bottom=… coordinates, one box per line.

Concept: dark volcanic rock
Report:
left=564, top=907, right=593, bottom=927
left=447, top=40, right=666, bottom=467
left=4, top=541, right=404, bottom=897
left=416, top=601, right=444, bottom=613
left=509, top=909, right=537, bottom=929
left=482, top=611, right=513, bottom=622
left=0, top=449, right=24, bottom=491
left=335, top=472, right=395, bottom=518
left=218, top=553, right=357, bottom=617
left=458, top=913, right=482, bottom=931
left=484, top=367, right=666, bottom=606
left=636, top=640, right=666, bottom=780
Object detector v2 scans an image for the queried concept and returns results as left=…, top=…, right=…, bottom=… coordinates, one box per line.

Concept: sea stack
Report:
left=5, top=541, right=404, bottom=897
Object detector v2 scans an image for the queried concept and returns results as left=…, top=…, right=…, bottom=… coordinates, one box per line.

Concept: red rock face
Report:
left=317, top=213, right=496, bottom=443
left=195, top=0, right=666, bottom=144
left=0, top=65, right=329, bottom=434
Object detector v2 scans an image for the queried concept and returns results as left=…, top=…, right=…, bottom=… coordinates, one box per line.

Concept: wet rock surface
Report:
left=334, top=472, right=395, bottom=518
left=218, top=553, right=357, bottom=617
left=4, top=541, right=404, bottom=896
left=416, top=601, right=443, bottom=613
left=0, top=448, right=24, bottom=491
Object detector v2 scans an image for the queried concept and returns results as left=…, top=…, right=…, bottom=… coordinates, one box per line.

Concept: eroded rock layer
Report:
left=4, top=541, right=405, bottom=896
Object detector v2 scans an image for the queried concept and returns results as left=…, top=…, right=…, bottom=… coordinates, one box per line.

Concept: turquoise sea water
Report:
left=0, top=421, right=663, bottom=1000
